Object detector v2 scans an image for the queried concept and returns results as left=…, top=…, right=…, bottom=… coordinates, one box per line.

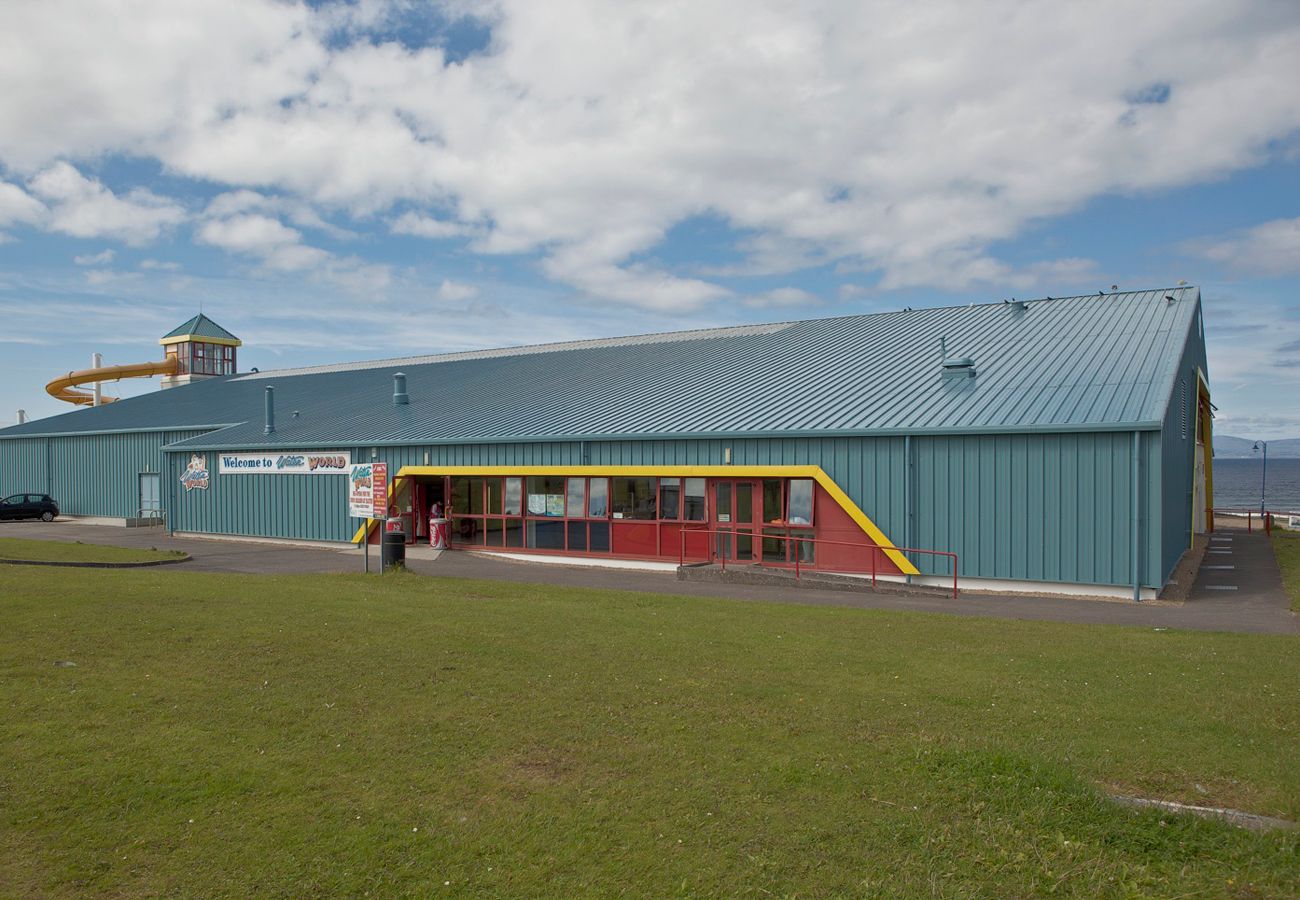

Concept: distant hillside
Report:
left=1214, top=435, right=1300, bottom=458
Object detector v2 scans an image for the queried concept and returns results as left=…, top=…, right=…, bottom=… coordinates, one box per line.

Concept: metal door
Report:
left=139, top=473, right=161, bottom=517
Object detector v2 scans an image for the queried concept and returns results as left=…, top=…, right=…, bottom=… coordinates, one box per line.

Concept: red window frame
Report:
left=449, top=476, right=525, bottom=549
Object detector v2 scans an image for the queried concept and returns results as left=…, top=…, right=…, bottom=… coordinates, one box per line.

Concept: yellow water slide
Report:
left=46, top=357, right=179, bottom=406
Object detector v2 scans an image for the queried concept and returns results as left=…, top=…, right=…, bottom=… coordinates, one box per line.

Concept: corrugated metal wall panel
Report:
left=912, top=431, right=1153, bottom=586
left=172, top=462, right=352, bottom=541
left=0, top=437, right=51, bottom=497
left=0, top=430, right=211, bottom=518
left=1156, top=305, right=1206, bottom=584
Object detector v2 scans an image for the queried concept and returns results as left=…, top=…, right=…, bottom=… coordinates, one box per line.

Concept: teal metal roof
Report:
left=161, top=313, right=241, bottom=342
left=1, top=288, right=1204, bottom=449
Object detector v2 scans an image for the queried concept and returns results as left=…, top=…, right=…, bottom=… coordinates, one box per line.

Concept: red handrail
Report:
left=1209, top=507, right=1289, bottom=535
left=679, top=527, right=958, bottom=599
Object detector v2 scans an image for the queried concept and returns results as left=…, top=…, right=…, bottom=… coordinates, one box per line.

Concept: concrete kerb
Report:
left=0, top=554, right=191, bottom=569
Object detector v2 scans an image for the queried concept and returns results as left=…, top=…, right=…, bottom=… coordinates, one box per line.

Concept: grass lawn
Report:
left=0, top=537, right=186, bottom=565
left=1, top=567, right=1296, bottom=897
left=1272, top=529, right=1300, bottom=611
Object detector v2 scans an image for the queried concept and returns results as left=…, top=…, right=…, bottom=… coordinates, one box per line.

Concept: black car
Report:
left=0, top=493, right=59, bottom=522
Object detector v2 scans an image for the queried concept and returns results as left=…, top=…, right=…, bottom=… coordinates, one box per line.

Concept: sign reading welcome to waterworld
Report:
left=348, top=462, right=388, bottom=518
left=219, top=452, right=351, bottom=475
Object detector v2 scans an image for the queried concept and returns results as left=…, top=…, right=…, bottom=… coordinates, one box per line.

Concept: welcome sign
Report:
left=219, top=452, right=351, bottom=475
left=348, top=462, right=388, bottom=518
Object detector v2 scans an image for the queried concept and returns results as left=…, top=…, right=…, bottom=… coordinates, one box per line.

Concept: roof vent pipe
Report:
left=16, top=409, right=26, bottom=425
left=264, top=386, right=275, bottom=435
left=393, top=372, right=409, bottom=405
left=92, top=353, right=102, bottom=407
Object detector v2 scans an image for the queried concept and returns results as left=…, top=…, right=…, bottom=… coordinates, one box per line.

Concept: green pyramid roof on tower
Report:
left=161, top=314, right=241, bottom=344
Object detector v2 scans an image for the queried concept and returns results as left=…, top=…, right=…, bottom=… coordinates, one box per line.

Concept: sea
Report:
left=1212, top=458, right=1300, bottom=514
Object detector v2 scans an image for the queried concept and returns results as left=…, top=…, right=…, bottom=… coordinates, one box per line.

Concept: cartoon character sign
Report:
left=180, top=453, right=210, bottom=492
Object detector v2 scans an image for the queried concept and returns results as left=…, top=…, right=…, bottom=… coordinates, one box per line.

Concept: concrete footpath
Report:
left=3, top=520, right=1296, bottom=635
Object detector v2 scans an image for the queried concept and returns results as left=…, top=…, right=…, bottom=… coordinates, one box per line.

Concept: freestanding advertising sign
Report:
left=349, top=462, right=389, bottom=573
left=348, top=463, right=376, bottom=518
left=371, top=463, right=389, bottom=518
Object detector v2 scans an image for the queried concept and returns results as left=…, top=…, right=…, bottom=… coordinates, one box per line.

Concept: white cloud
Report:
left=1189, top=217, right=1300, bottom=277
left=196, top=213, right=301, bottom=254
left=196, top=208, right=388, bottom=293
left=436, top=278, right=479, bottom=302
left=743, top=287, right=822, bottom=309
left=196, top=212, right=333, bottom=273
left=84, top=268, right=140, bottom=286
left=878, top=253, right=1101, bottom=292
left=320, top=257, right=392, bottom=295
left=0, top=1, right=320, bottom=170
left=392, top=211, right=475, bottom=240
left=1202, top=290, right=1300, bottom=400
left=2, top=1, right=1300, bottom=306
left=140, top=258, right=181, bottom=271
left=205, top=189, right=355, bottom=239
left=27, top=162, right=184, bottom=245
left=73, top=248, right=114, bottom=266
left=0, top=180, right=45, bottom=231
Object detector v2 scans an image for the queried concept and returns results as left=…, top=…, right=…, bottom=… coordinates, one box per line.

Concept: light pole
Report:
left=1253, top=440, right=1268, bottom=517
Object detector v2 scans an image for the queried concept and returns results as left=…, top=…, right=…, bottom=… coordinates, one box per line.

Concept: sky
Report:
left=2, top=0, right=1300, bottom=437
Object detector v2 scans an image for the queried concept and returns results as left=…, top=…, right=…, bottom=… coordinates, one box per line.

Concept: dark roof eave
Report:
left=0, top=423, right=241, bottom=440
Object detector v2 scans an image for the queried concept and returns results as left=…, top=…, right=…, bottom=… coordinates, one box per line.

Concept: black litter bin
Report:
left=381, top=529, right=407, bottom=570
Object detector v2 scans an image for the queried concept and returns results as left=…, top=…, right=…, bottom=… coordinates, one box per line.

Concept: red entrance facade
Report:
left=378, top=468, right=911, bottom=578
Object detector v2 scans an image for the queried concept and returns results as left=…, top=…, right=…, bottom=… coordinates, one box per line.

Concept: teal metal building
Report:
left=0, top=288, right=1213, bottom=599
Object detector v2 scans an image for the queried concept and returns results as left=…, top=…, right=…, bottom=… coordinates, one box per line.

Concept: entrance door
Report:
left=712, top=480, right=760, bottom=563
left=139, top=473, right=161, bottom=518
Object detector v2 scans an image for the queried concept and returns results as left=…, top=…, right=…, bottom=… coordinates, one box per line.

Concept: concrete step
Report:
left=124, top=517, right=166, bottom=528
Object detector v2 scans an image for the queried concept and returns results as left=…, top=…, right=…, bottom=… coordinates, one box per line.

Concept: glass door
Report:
left=712, top=480, right=760, bottom=563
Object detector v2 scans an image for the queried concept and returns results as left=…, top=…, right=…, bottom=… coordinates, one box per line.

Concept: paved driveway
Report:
left=3, top=520, right=1296, bottom=634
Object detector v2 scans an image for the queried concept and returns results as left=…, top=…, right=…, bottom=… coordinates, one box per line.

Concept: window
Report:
left=787, top=479, right=814, bottom=525
left=448, top=477, right=523, bottom=550
left=659, top=477, right=681, bottom=519
left=527, top=520, right=564, bottom=549
left=763, top=480, right=784, bottom=523
left=611, top=477, right=656, bottom=519
left=515, top=476, right=613, bottom=555
left=683, top=478, right=706, bottom=521
left=587, top=478, right=608, bottom=517
left=527, top=476, right=566, bottom=516
left=504, top=477, right=522, bottom=516
left=450, top=476, right=473, bottom=514
left=567, top=520, right=588, bottom=551
left=566, top=478, right=585, bottom=518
